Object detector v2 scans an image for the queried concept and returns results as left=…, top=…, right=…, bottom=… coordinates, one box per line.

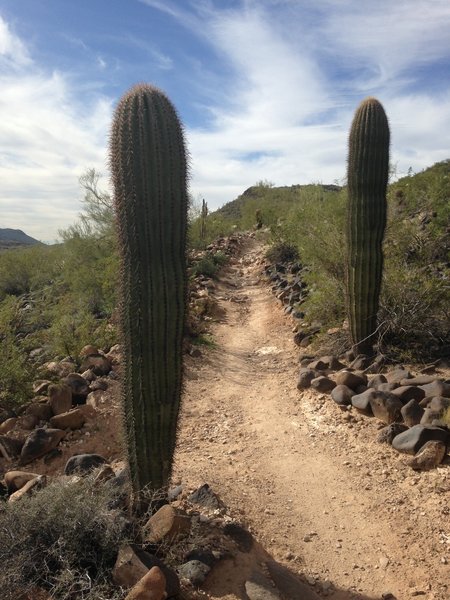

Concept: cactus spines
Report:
left=346, top=97, right=390, bottom=356
left=110, top=84, right=188, bottom=493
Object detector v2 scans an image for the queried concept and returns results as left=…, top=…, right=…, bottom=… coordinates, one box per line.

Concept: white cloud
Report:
left=0, top=16, right=112, bottom=241
left=142, top=1, right=450, bottom=208
left=0, top=16, right=30, bottom=67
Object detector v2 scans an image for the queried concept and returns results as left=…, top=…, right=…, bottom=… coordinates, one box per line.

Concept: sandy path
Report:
left=174, top=238, right=450, bottom=600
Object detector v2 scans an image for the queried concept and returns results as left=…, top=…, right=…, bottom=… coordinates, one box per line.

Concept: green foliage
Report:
left=265, top=241, right=299, bottom=264
left=110, top=83, right=188, bottom=493
left=191, top=251, right=228, bottom=279
left=0, top=244, right=62, bottom=301
left=346, top=97, right=390, bottom=355
left=0, top=296, right=33, bottom=408
left=0, top=477, right=128, bottom=600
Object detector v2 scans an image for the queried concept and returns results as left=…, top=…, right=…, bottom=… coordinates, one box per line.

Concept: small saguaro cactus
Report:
left=200, top=198, right=208, bottom=241
left=346, top=97, right=390, bottom=356
left=109, top=84, right=188, bottom=494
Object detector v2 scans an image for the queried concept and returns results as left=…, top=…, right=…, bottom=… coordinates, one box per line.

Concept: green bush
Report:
left=265, top=241, right=299, bottom=264
left=0, top=477, right=128, bottom=600
left=0, top=296, right=33, bottom=408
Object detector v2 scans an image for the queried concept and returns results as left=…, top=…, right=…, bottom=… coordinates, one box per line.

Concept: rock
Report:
left=17, top=414, right=39, bottom=430
left=89, top=378, right=108, bottom=391
left=401, top=399, right=425, bottom=427
left=313, top=355, right=345, bottom=371
left=420, top=397, right=450, bottom=425
left=369, top=392, right=403, bottom=424
left=331, top=385, right=355, bottom=406
left=266, top=560, right=321, bottom=600
left=0, top=417, right=17, bottom=434
left=377, top=383, right=399, bottom=393
left=392, top=424, right=449, bottom=455
left=385, top=368, right=412, bottom=384
left=377, top=423, right=408, bottom=444
left=310, top=376, right=336, bottom=393
left=223, top=522, right=254, bottom=552
left=106, top=344, right=122, bottom=365
left=351, top=390, right=375, bottom=415
left=350, top=354, right=373, bottom=370
left=43, top=360, right=76, bottom=378
left=25, top=401, right=53, bottom=422
left=8, top=475, right=46, bottom=503
left=0, top=435, right=24, bottom=459
left=32, top=380, right=52, bottom=395
left=113, top=545, right=179, bottom=596
left=143, top=504, right=191, bottom=543
left=335, top=370, right=367, bottom=391
left=19, top=428, right=65, bottom=465
left=86, top=389, right=108, bottom=408
left=80, top=369, right=97, bottom=383
left=79, top=344, right=99, bottom=357
left=62, top=373, right=90, bottom=403
left=124, top=567, right=166, bottom=600
left=245, top=571, right=281, bottom=600
left=419, top=380, right=450, bottom=398
left=392, top=386, right=425, bottom=403
left=184, top=548, right=216, bottom=567
left=368, top=374, right=388, bottom=389
left=297, top=369, right=318, bottom=390
left=177, top=560, right=210, bottom=586
left=400, top=375, right=438, bottom=386
left=64, top=453, right=108, bottom=475
left=407, top=441, right=447, bottom=470
left=188, top=483, right=222, bottom=510
left=48, top=383, right=73, bottom=415
left=4, top=470, right=41, bottom=493
left=50, top=408, right=86, bottom=430
left=80, top=354, right=112, bottom=376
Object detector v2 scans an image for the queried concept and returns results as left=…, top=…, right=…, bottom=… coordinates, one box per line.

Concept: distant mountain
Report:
left=0, top=228, right=42, bottom=250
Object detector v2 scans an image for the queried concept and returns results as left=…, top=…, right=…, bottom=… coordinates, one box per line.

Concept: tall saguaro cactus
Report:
left=110, top=84, right=188, bottom=493
left=346, top=97, right=390, bottom=356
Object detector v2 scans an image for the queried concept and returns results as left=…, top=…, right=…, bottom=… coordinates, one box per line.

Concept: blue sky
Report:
left=0, top=0, right=449, bottom=241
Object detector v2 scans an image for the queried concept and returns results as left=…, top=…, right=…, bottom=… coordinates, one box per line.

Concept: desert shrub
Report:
left=0, top=244, right=62, bottom=301
left=0, top=296, right=33, bottom=408
left=191, top=251, right=228, bottom=278
left=48, top=302, right=117, bottom=359
left=265, top=241, right=299, bottom=264
left=0, top=477, right=129, bottom=600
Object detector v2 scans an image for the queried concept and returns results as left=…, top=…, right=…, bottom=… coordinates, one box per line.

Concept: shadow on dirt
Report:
left=203, top=540, right=389, bottom=600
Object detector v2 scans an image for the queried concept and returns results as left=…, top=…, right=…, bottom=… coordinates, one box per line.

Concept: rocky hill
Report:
left=0, top=228, right=42, bottom=250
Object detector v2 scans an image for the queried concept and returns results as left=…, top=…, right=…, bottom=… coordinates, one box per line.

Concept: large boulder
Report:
left=64, top=453, right=108, bottom=475
left=401, top=399, right=425, bottom=427
left=124, top=566, right=166, bottom=600
left=369, top=392, right=403, bottom=424
left=48, top=383, right=72, bottom=416
left=50, top=408, right=86, bottom=430
left=19, top=428, right=65, bottom=464
left=80, top=354, right=112, bottom=376
left=335, top=370, right=367, bottom=391
left=62, top=373, right=90, bottom=404
left=392, top=425, right=449, bottom=455
left=331, top=385, right=355, bottom=406
left=407, top=441, right=447, bottom=470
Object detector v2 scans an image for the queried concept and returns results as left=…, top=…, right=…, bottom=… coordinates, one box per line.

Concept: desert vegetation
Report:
left=0, top=87, right=449, bottom=600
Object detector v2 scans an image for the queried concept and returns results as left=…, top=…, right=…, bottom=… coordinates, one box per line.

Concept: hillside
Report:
left=214, top=182, right=341, bottom=221
left=0, top=228, right=41, bottom=250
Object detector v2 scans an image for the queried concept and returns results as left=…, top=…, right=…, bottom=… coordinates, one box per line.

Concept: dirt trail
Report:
left=175, top=237, right=450, bottom=600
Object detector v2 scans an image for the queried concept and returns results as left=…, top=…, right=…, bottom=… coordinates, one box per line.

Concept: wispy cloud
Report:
left=142, top=0, right=450, bottom=208
left=0, top=16, right=111, bottom=241
left=0, top=15, right=31, bottom=67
